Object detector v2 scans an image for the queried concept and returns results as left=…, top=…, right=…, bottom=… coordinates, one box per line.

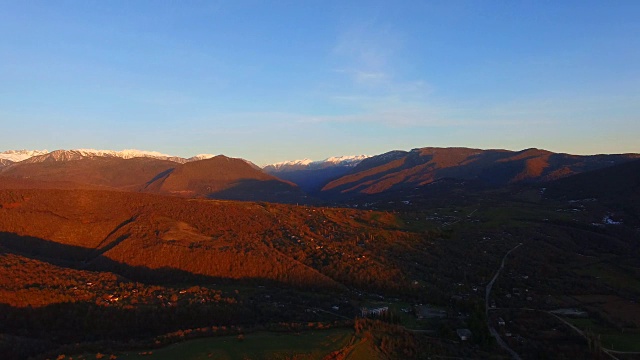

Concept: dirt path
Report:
left=485, top=243, right=523, bottom=360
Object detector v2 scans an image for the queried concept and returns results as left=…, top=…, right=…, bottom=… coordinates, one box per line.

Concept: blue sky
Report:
left=1, top=1, right=639, bottom=165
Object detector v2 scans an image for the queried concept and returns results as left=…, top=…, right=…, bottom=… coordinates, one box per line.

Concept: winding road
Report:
left=485, top=243, right=523, bottom=360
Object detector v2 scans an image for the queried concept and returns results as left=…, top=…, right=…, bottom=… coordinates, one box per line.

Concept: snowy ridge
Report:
left=264, top=155, right=369, bottom=171
left=1, top=149, right=370, bottom=168
left=267, top=159, right=314, bottom=170
left=0, top=148, right=223, bottom=164
left=188, top=154, right=216, bottom=161
left=73, top=148, right=175, bottom=160
left=18, top=149, right=188, bottom=164
left=0, top=149, right=50, bottom=162
left=323, top=155, right=369, bottom=165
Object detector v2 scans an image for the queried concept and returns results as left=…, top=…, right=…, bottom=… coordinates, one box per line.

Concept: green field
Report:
left=601, top=332, right=640, bottom=352
left=575, top=263, right=640, bottom=293
left=77, top=329, right=354, bottom=360
left=567, top=318, right=640, bottom=352
left=565, top=317, right=597, bottom=329
left=475, top=203, right=560, bottom=228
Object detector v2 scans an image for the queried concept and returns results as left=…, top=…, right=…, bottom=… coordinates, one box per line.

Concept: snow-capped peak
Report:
left=268, top=159, right=314, bottom=170
left=0, top=148, right=218, bottom=164
left=323, top=155, right=369, bottom=165
left=264, top=155, right=369, bottom=171
left=72, top=148, right=175, bottom=159
left=0, top=149, right=49, bottom=162
left=188, top=154, right=217, bottom=161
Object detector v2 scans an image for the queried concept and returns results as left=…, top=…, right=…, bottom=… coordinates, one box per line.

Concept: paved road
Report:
left=484, top=243, right=638, bottom=359
left=546, top=311, right=625, bottom=360
left=485, top=243, right=523, bottom=360
left=492, top=307, right=628, bottom=360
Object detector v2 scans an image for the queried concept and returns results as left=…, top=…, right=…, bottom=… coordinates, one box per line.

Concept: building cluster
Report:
left=360, top=306, right=389, bottom=317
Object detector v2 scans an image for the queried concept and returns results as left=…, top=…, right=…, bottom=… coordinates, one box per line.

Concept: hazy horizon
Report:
left=3, top=144, right=640, bottom=168
left=1, top=1, right=638, bottom=164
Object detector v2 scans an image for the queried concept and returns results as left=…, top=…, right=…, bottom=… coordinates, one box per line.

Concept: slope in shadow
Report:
left=140, top=167, right=175, bottom=191
left=0, top=234, right=273, bottom=359
left=0, top=232, right=92, bottom=264
left=0, top=231, right=333, bottom=288
left=207, top=179, right=309, bottom=204
left=91, top=215, right=137, bottom=257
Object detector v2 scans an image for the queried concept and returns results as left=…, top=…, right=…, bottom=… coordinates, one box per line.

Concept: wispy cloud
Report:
left=332, top=20, right=398, bottom=69
left=331, top=14, right=403, bottom=87
left=326, top=14, right=447, bottom=126
left=354, top=71, right=387, bottom=83
left=332, top=69, right=389, bottom=85
left=325, top=17, right=615, bottom=131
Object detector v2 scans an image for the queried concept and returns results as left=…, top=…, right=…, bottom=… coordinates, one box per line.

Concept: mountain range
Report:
left=2, top=146, right=640, bottom=359
left=263, top=155, right=369, bottom=172
left=263, top=155, right=369, bottom=193
left=1, top=147, right=638, bottom=203
left=545, top=157, right=640, bottom=221
left=0, top=152, right=303, bottom=203
left=320, top=147, right=640, bottom=197
left=0, top=149, right=215, bottom=165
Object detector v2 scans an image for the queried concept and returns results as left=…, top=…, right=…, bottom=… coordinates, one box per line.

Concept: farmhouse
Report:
left=360, top=306, right=388, bottom=317
left=415, top=305, right=446, bottom=319
left=456, top=328, right=472, bottom=341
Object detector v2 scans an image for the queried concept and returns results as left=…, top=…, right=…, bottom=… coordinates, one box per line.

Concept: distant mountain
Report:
left=321, top=147, right=640, bottom=196
left=0, top=159, right=13, bottom=168
left=263, top=155, right=369, bottom=193
left=0, top=149, right=49, bottom=162
left=1, top=148, right=219, bottom=164
left=264, top=158, right=315, bottom=171
left=187, top=153, right=217, bottom=162
left=2, top=146, right=638, bottom=203
left=345, top=150, right=410, bottom=174
left=545, top=158, right=640, bottom=209
left=1, top=157, right=178, bottom=191
left=148, top=155, right=306, bottom=203
left=21, top=149, right=190, bottom=164
left=0, top=153, right=304, bottom=203
left=264, top=155, right=368, bottom=172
